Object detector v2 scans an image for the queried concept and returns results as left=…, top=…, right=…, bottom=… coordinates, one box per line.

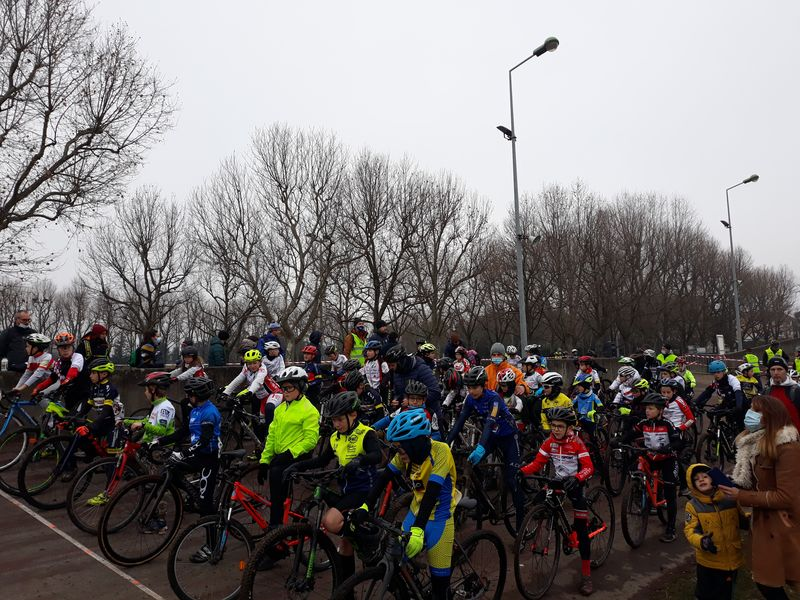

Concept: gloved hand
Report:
left=76, top=425, right=90, bottom=437
left=281, top=464, right=299, bottom=484
left=349, top=503, right=369, bottom=528
left=467, top=444, right=486, bottom=465
left=562, top=476, right=580, bottom=492
left=343, top=457, right=362, bottom=475
left=700, top=533, right=717, bottom=554
left=236, top=389, right=253, bottom=399
left=257, top=463, right=270, bottom=485
left=405, top=526, right=425, bottom=559
left=166, top=451, right=185, bottom=467
left=586, top=409, right=596, bottom=422
left=618, top=407, right=631, bottom=416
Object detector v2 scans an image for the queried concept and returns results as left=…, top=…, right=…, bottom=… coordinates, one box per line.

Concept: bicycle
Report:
left=513, top=475, right=614, bottom=600
left=694, top=407, right=738, bottom=472
left=330, top=514, right=507, bottom=600
left=217, top=392, right=264, bottom=456
left=619, top=445, right=668, bottom=548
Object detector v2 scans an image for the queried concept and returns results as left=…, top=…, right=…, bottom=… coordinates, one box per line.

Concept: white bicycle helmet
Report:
left=618, top=366, right=638, bottom=379
left=25, top=333, right=51, bottom=347
left=541, top=372, right=563, bottom=387
left=496, top=368, right=517, bottom=384
left=264, top=341, right=281, bottom=351
left=506, top=345, right=518, bottom=356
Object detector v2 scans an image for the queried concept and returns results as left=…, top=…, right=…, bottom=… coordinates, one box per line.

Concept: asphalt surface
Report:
left=0, top=478, right=693, bottom=600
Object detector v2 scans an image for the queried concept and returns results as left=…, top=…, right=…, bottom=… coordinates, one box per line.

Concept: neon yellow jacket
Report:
left=260, top=395, right=320, bottom=464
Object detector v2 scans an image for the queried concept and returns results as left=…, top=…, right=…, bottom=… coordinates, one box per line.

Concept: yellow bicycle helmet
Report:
left=243, top=349, right=262, bottom=363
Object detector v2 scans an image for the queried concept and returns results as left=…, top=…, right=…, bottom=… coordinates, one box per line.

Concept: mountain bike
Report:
left=694, top=407, right=737, bottom=472
left=514, top=476, right=614, bottom=600
left=330, top=514, right=507, bottom=600
left=217, top=392, right=264, bottom=456
left=619, top=445, right=668, bottom=548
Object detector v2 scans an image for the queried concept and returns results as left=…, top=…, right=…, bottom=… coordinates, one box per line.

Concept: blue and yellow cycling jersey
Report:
left=388, top=439, right=457, bottom=521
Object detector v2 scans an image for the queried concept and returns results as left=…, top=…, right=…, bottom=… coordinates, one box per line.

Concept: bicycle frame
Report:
left=632, top=455, right=666, bottom=510
left=0, top=396, right=39, bottom=435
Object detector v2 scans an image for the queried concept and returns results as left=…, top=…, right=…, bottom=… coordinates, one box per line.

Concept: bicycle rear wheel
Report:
left=453, top=529, right=507, bottom=600
left=330, top=564, right=409, bottom=600
left=168, top=515, right=253, bottom=600
left=604, top=444, right=627, bottom=496
left=240, top=522, right=342, bottom=600
left=513, top=505, right=561, bottom=600
left=585, top=486, right=614, bottom=568
left=17, top=434, right=75, bottom=510
left=621, top=477, right=648, bottom=548
left=0, top=414, right=27, bottom=468
left=66, top=457, right=141, bottom=534
left=0, top=427, right=38, bottom=495
left=97, top=474, right=184, bottom=566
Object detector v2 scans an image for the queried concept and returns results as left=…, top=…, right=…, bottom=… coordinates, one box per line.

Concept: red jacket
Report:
left=521, top=432, right=594, bottom=482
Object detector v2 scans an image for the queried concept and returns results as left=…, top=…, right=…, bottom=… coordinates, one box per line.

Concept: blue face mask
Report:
left=491, top=356, right=503, bottom=365
left=744, top=409, right=763, bottom=432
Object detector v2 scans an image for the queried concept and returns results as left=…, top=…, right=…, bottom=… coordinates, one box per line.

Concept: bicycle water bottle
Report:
left=1, top=357, right=7, bottom=371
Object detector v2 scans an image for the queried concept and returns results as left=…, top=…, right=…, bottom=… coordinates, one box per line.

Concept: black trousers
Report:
left=268, top=451, right=313, bottom=526
left=695, top=564, right=737, bottom=600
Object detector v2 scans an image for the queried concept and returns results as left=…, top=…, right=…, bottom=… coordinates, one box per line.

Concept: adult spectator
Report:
left=765, top=356, right=800, bottom=430
left=343, top=318, right=368, bottom=366
left=257, top=322, right=284, bottom=357
left=443, top=331, right=463, bottom=360
left=657, top=343, right=678, bottom=365
left=485, top=342, right=529, bottom=396
left=77, top=323, right=109, bottom=360
left=367, top=319, right=392, bottom=355
left=0, top=310, right=35, bottom=372
left=762, top=340, right=786, bottom=374
left=308, top=330, right=323, bottom=363
left=208, top=330, right=229, bottom=366
left=743, top=346, right=763, bottom=381
left=385, top=345, right=443, bottom=430
left=794, top=346, right=800, bottom=374
left=132, top=329, right=164, bottom=368
left=722, top=395, right=800, bottom=599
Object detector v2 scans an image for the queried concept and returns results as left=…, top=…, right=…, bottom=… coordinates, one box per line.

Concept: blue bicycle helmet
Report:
left=708, top=360, right=727, bottom=374
left=386, top=408, right=431, bottom=441
left=573, top=372, right=594, bottom=388
left=364, top=340, right=382, bottom=350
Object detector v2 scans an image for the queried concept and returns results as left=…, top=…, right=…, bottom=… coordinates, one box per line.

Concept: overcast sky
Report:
left=46, top=0, right=800, bottom=286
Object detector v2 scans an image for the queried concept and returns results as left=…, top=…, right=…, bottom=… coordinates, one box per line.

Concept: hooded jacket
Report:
left=767, top=378, right=800, bottom=430
left=683, top=463, right=746, bottom=571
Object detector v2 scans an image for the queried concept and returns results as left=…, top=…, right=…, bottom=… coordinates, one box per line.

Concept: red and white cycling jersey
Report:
left=15, top=351, right=52, bottom=389
left=521, top=432, right=594, bottom=481
left=662, top=396, right=695, bottom=431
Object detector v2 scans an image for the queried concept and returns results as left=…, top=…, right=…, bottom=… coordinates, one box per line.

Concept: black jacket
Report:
left=0, top=325, right=35, bottom=372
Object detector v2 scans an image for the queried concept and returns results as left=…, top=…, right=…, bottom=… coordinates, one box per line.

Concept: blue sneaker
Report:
left=143, top=518, right=167, bottom=534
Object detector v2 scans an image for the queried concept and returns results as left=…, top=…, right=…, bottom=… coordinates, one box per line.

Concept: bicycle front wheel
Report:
left=66, top=457, right=141, bottom=534
left=621, top=477, right=648, bottom=548
left=17, top=434, right=74, bottom=510
left=240, top=522, right=342, bottom=600
left=97, top=474, right=184, bottom=566
left=695, top=432, right=724, bottom=470
left=513, top=505, right=561, bottom=600
left=453, top=529, right=507, bottom=600
left=330, top=564, right=409, bottom=600
left=585, top=485, right=615, bottom=568
left=168, top=515, right=253, bottom=600
left=0, top=427, right=39, bottom=495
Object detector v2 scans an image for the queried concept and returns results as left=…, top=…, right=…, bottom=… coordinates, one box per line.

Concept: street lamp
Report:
left=724, top=174, right=759, bottom=352
left=498, top=36, right=559, bottom=349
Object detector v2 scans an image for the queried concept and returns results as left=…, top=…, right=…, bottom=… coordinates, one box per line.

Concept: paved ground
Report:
left=1, top=481, right=694, bottom=600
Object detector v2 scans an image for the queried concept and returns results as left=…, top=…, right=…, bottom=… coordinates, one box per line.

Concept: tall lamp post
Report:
left=720, top=173, right=759, bottom=352
left=497, top=36, right=559, bottom=349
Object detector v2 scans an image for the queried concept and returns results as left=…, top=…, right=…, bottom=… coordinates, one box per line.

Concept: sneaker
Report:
left=190, top=544, right=212, bottom=563
left=659, top=529, right=677, bottom=543
left=60, top=469, right=77, bottom=483
left=579, top=576, right=594, bottom=596
left=143, top=518, right=168, bottom=534
left=86, top=491, right=110, bottom=506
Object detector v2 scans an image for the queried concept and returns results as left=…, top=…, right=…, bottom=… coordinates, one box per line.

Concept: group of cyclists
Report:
left=6, top=326, right=795, bottom=599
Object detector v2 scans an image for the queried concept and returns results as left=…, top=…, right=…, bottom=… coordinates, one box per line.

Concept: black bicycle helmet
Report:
left=405, top=379, right=428, bottom=397
left=545, top=406, right=577, bottom=425
left=322, top=391, right=361, bottom=418
left=437, top=357, right=454, bottom=370
left=342, top=359, right=361, bottom=373
left=384, top=345, right=407, bottom=364
left=181, top=345, right=199, bottom=357
left=343, top=370, right=366, bottom=391
left=324, top=345, right=337, bottom=355
left=183, top=376, right=216, bottom=400
left=642, top=392, right=667, bottom=407
left=463, top=366, right=488, bottom=387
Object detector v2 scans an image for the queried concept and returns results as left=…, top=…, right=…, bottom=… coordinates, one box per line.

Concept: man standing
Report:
left=765, top=356, right=800, bottom=430
left=258, top=322, right=284, bottom=357
left=657, top=343, right=678, bottom=366
left=368, top=319, right=393, bottom=356
left=208, top=330, right=229, bottom=366
left=443, top=331, right=463, bottom=360
left=0, top=310, right=35, bottom=372
left=743, top=346, right=762, bottom=381
left=343, top=319, right=369, bottom=366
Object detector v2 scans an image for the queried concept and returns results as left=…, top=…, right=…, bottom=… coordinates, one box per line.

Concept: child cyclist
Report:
left=683, top=464, right=747, bottom=600
left=735, top=362, right=763, bottom=404
left=659, top=378, right=696, bottom=495
left=127, top=372, right=176, bottom=445
left=324, top=345, right=347, bottom=375
left=223, top=349, right=282, bottom=437
left=302, top=344, right=327, bottom=404
left=519, top=406, right=595, bottom=596
left=453, top=346, right=471, bottom=374
left=353, top=409, right=457, bottom=600
left=12, top=333, right=52, bottom=394
left=261, top=340, right=285, bottom=377
left=522, top=356, right=544, bottom=393
left=361, top=340, right=389, bottom=400
left=373, top=379, right=440, bottom=440
left=536, top=372, right=574, bottom=435
left=617, top=392, right=683, bottom=543
left=446, top=366, right=525, bottom=531
left=572, top=373, right=603, bottom=437
left=282, top=391, right=382, bottom=581
left=168, top=345, right=206, bottom=381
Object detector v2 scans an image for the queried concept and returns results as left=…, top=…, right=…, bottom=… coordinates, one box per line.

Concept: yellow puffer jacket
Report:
left=683, top=463, right=746, bottom=571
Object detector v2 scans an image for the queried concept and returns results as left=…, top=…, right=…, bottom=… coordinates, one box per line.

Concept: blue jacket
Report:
left=393, top=357, right=441, bottom=406
left=257, top=332, right=284, bottom=357
left=189, top=401, right=222, bottom=455
left=573, top=391, right=603, bottom=420
left=447, top=389, right=516, bottom=446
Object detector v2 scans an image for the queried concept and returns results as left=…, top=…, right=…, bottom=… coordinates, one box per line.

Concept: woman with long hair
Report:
left=719, top=395, right=800, bottom=599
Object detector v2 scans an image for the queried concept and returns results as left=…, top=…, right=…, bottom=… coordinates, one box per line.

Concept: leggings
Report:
left=756, top=583, right=789, bottom=600
left=567, top=485, right=591, bottom=561
left=482, top=432, right=524, bottom=530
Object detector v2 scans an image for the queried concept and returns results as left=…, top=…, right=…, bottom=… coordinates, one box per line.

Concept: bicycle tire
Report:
left=66, top=457, right=142, bottom=534
left=168, top=515, right=253, bottom=600
left=453, top=529, right=507, bottom=600
left=97, top=474, right=184, bottom=566
left=329, top=564, right=410, bottom=600
left=695, top=432, right=724, bottom=470
left=0, top=427, right=39, bottom=495
left=604, top=444, right=627, bottom=497
left=513, top=504, right=561, bottom=600
left=585, top=485, right=614, bottom=568
left=239, top=522, right=342, bottom=600
left=620, top=476, right=648, bottom=548
left=17, top=434, right=74, bottom=510
left=0, top=414, right=26, bottom=467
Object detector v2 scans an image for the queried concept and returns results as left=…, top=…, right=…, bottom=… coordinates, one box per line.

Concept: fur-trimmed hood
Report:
left=732, top=425, right=800, bottom=489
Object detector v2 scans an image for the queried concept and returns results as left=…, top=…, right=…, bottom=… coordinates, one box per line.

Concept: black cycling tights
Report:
left=756, top=583, right=789, bottom=600
left=430, top=574, right=450, bottom=600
